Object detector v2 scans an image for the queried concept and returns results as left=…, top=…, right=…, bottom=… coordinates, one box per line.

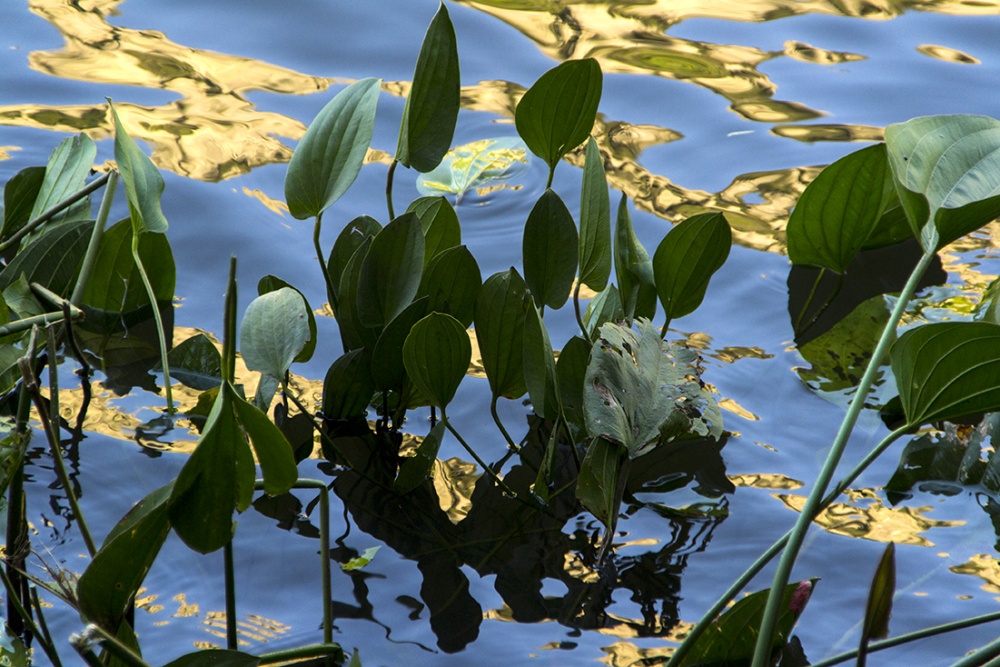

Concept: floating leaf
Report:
left=328, top=215, right=382, bottom=304
left=653, top=212, right=731, bottom=325
left=416, top=137, right=529, bottom=201
left=323, top=348, right=375, bottom=421
left=257, top=275, right=316, bottom=363
left=515, top=58, right=602, bottom=173
left=240, top=287, right=311, bottom=380
left=891, top=321, right=1000, bottom=426
left=474, top=268, right=529, bottom=400
left=787, top=144, right=897, bottom=272
left=885, top=114, right=1000, bottom=250
left=522, top=298, right=561, bottom=420
left=579, top=137, right=611, bottom=292
left=406, top=196, right=460, bottom=264
left=357, top=212, right=425, bottom=328
left=341, top=546, right=382, bottom=572
left=285, top=78, right=380, bottom=219
left=403, top=312, right=471, bottom=408
left=395, top=3, right=460, bottom=173
left=522, top=189, right=578, bottom=311
left=417, top=245, right=481, bottom=327
left=395, top=421, right=446, bottom=494
left=108, top=100, right=168, bottom=234
left=614, top=194, right=656, bottom=322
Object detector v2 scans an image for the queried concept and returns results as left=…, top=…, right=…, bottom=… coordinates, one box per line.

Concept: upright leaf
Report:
left=515, top=59, right=603, bottom=172
left=0, top=219, right=92, bottom=297
left=108, top=100, right=168, bottom=234
left=522, top=299, right=561, bottom=420
left=257, top=275, right=316, bottom=363
left=579, top=137, right=611, bottom=291
left=406, top=196, right=460, bottom=265
left=885, top=115, right=1000, bottom=250
left=786, top=144, right=897, bottom=272
left=357, top=212, right=425, bottom=328
left=230, top=391, right=298, bottom=496
left=240, top=287, right=311, bottom=381
left=371, top=297, right=430, bottom=391
left=402, top=312, right=471, bottom=408
left=81, top=217, right=175, bottom=312
left=395, top=421, right=446, bottom=494
left=336, top=236, right=379, bottom=352
left=653, top=212, right=731, bottom=324
left=323, top=348, right=375, bottom=421
left=285, top=78, right=381, bottom=219
left=891, top=321, right=1000, bottom=426
left=522, top=189, right=578, bottom=310
left=395, top=3, right=460, bottom=173
left=614, top=195, right=656, bottom=322
left=30, top=133, right=96, bottom=223
left=576, top=436, right=627, bottom=537
left=328, top=215, right=382, bottom=303
left=475, top=268, right=529, bottom=400
left=859, top=542, right=896, bottom=664
left=417, top=245, right=481, bottom=326
left=1, top=166, right=45, bottom=245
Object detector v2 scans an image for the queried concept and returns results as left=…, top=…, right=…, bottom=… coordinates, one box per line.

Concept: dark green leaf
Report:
left=522, top=298, right=561, bottom=420
left=395, top=421, right=446, bottom=494
left=417, top=245, right=481, bottom=326
left=285, top=78, right=381, bottom=219
left=230, top=387, right=298, bottom=497
left=1, top=166, right=45, bottom=246
left=891, top=321, right=1000, bottom=426
left=583, top=284, right=623, bottom=338
left=328, top=215, right=382, bottom=303
left=576, top=436, right=627, bottom=532
left=556, top=335, right=592, bottom=432
left=78, top=483, right=173, bottom=632
left=163, top=650, right=260, bottom=667
left=653, top=212, right=731, bottom=323
left=108, top=100, right=168, bottom=234
left=335, top=236, right=379, bottom=352
left=402, top=312, right=471, bottom=408
left=395, top=3, right=460, bottom=173
left=323, top=348, right=375, bottom=420
left=787, top=144, right=896, bottom=272
left=406, top=196, right=460, bottom=265
left=861, top=542, right=896, bottom=652
left=258, top=275, right=316, bottom=363
left=474, top=268, right=529, bottom=400
left=515, top=58, right=602, bottom=171
left=357, top=212, right=425, bottom=328
left=31, top=133, right=96, bottom=223
left=168, top=333, right=222, bottom=390
left=0, top=219, right=91, bottom=297
left=614, top=194, right=656, bottom=322
left=372, top=297, right=430, bottom=391
left=81, top=217, right=175, bottom=311
left=240, top=287, right=311, bottom=380
left=522, top=189, right=578, bottom=310
left=885, top=114, right=1000, bottom=251
left=579, top=137, right=611, bottom=291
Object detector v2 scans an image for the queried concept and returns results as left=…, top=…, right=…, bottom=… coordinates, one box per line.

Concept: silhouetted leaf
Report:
left=323, top=348, right=375, bottom=420
left=406, top=196, right=460, bottom=265
left=523, top=189, right=578, bottom=310
left=168, top=333, right=222, bottom=390
left=395, top=421, right=446, bottom=494
left=0, top=219, right=91, bottom=297
left=285, top=78, right=380, bottom=219
left=403, top=312, right=471, bottom=408
left=860, top=542, right=896, bottom=656
left=335, top=236, right=379, bottom=352
left=653, top=212, right=731, bottom=323
left=163, top=650, right=260, bottom=667
left=418, top=245, right=481, bottom=326
left=372, top=297, right=429, bottom=391
left=328, top=215, right=381, bottom=302
left=614, top=195, right=656, bottom=322
left=475, top=268, right=529, bottom=400
left=357, top=212, right=424, bottom=328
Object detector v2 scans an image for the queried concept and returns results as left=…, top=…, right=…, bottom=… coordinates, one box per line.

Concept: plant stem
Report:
left=258, top=644, right=344, bottom=665
left=222, top=257, right=238, bottom=385
left=75, top=625, right=153, bottom=667
left=490, top=395, right=519, bottom=451
left=0, top=171, right=111, bottom=254
left=661, top=315, right=672, bottom=340
left=131, top=231, right=174, bottom=417
left=0, top=310, right=81, bottom=339
left=71, top=170, right=118, bottom=306
left=224, top=540, right=238, bottom=650
left=573, top=282, right=590, bottom=343
left=386, top=159, right=398, bottom=220
left=666, top=424, right=909, bottom=667
left=545, top=165, right=554, bottom=190
left=810, top=610, right=1000, bottom=667
left=29, top=587, right=62, bottom=667
left=0, top=568, right=60, bottom=667
left=314, top=212, right=338, bottom=314
left=950, top=635, right=1000, bottom=667
left=750, top=250, right=936, bottom=667
left=4, top=383, right=30, bottom=638
left=441, top=409, right=521, bottom=500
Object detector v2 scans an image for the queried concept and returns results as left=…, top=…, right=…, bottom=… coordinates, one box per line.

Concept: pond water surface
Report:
left=2, top=1, right=1000, bottom=665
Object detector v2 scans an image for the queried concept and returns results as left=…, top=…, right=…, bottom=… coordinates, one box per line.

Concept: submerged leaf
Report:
left=416, top=137, right=529, bottom=200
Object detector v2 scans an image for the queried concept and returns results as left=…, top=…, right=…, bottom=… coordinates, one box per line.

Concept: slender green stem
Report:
left=386, top=159, right=398, bottom=220
left=224, top=540, right=238, bottom=650
left=573, top=282, right=590, bottom=343
left=4, top=383, right=30, bottom=637
left=667, top=425, right=909, bottom=667
left=793, top=267, right=827, bottom=332
left=29, top=587, right=62, bottom=667
left=71, top=170, right=118, bottom=306
left=0, top=171, right=111, bottom=254
left=950, top=635, right=1000, bottom=667
left=0, top=310, right=80, bottom=339
left=660, top=315, right=672, bottom=340
left=490, top=395, right=519, bottom=451
left=0, top=569, right=60, bottom=667
left=810, top=610, right=1000, bottom=667
left=441, top=409, right=521, bottom=500
left=131, top=231, right=174, bottom=416
left=259, top=644, right=344, bottom=665
left=314, top=212, right=338, bottom=314
left=751, top=250, right=936, bottom=667
left=545, top=165, right=554, bottom=190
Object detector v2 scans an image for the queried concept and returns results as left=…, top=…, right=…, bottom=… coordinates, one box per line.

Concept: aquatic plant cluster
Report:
left=2, top=3, right=1000, bottom=665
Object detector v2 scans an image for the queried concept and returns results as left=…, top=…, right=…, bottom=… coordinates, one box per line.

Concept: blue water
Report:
left=2, top=1, right=1000, bottom=665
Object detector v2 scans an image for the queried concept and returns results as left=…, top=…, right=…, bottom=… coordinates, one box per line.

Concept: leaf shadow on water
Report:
left=284, top=415, right=733, bottom=654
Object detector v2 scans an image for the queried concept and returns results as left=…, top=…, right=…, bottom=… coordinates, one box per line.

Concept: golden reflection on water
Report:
left=950, top=554, right=1000, bottom=599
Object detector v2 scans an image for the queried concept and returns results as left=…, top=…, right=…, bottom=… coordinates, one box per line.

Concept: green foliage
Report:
left=417, top=245, right=481, bottom=326
left=30, top=133, right=95, bottom=224
left=860, top=543, right=896, bottom=662
left=653, top=212, right=731, bottom=326
left=372, top=297, right=430, bottom=391
left=168, top=333, right=222, bottom=390
left=357, top=212, right=425, bottom=328
left=240, top=287, right=311, bottom=394
left=108, top=100, right=168, bottom=235
left=284, top=78, right=381, bottom=220
left=416, top=137, right=529, bottom=200
left=258, top=275, right=317, bottom=363
left=614, top=194, right=656, bottom=322
left=1, top=166, right=45, bottom=245
left=474, top=268, right=529, bottom=400
left=522, top=189, right=578, bottom=311
left=576, top=436, right=628, bottom=543
left=522, top=298, right=561, bottom=420
left=163, top=650, right=260, bottom=667
left=402, top=312, right=471, bottom=408
left=328, top=215, right=382, bottom=304
left=406, top=196, right=460, bottom=264
left=323, top=348, right=375, bottom=421
left=0, top=219, right=91, bottom=297
left=395, top=421, right=446, bottom=493
left=578, top=137, right=612, bottom=292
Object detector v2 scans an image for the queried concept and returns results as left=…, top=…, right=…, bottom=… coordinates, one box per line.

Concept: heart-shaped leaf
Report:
left=885, top=115, right=1000, bottom=251
left=357, top=212, right=425, bottom=328
left=523, top=189, right=578, bottom=311
left=474, top=268, right=529, bottom=400
left=395, top=3, right=460, bottom=173
left=787, top=144, right=898, bottom=272
left=257, top=276, right=316, bottom=364
left=403, top=312, right=471, bottom=408
left=891, top=321, right=1000, bottom=426
left=108, top=100, right=168, bottom=234
left=515, top=58, right=602, bottom=174
left=579, top=137, right=611, bottom=292
left=653, top=212, right=731, bottom=324
left=285, top=78, right=380, bottom=220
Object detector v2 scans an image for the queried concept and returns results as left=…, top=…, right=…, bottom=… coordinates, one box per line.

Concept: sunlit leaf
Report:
left=415, top=137, right=529, bottom=201
left=885, top=114, right=1000, bottom=251
left=1, top=166, right=44, bottom=246
left=891, top=321, right=1000, bottom=426
left=515, top=58, right=602, bottom=172
left=653, top=212, right=731, bottom=323
left=30, top=133, right=95, bottom=224
left=614, top=194, right=656, bottom=322
left=357, top=212, right=425, bottom=328
left=341, top=546, right=382, bottom=572
left=395, top=421, right=446, bottom=494
left=787, top=144, right=898, bottom=272
left=395, top=3, right=460, bottom=173
left=418, top=245, right=481, bottom=326
left=403, top=312, right=471, bottom=408
left=522, top=189, right=578, bottom=310
left=108, top=100, right=168, bottom=234
left=522, top=298, right=561, bottom=420
left=240, top=287, right=311, bottom=380
left=474, top=268, right=529, bottom=400
left=579, top=137, right=611, bottom=292
left=323, top=348, right=375, bottom=421
left=406, top=196, right=460, bottom=265
left=285, top=78, right=380, bottom=219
